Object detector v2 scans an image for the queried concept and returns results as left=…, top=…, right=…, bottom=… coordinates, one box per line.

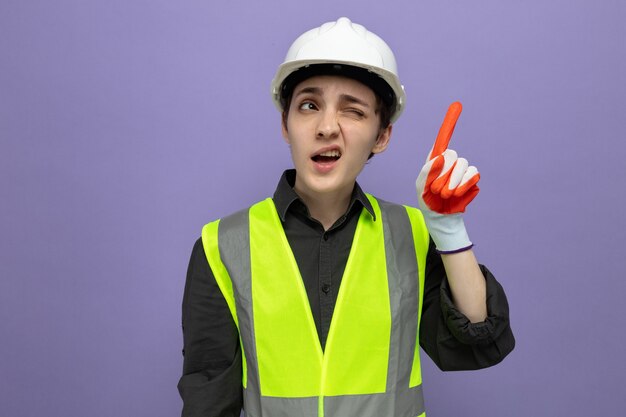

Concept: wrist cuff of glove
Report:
left=436, top=243, right=474, bottom=254
left=422, top=212, right=473, bottom=253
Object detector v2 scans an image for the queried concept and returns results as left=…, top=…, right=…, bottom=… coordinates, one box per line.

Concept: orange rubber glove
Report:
left=415, top=102, right=481, bottom=252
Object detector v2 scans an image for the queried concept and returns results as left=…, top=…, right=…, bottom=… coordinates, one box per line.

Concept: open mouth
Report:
left=311, top=149, right=341, bottom=163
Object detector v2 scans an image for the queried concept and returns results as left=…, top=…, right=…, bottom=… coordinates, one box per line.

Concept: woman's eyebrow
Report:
left=294, top=86, right=322, bottom=97
left=340, top=94, right=370, bottom=108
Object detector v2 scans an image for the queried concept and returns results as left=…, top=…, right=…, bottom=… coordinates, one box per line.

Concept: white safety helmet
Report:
left=271, top=17, right=406, bottom=124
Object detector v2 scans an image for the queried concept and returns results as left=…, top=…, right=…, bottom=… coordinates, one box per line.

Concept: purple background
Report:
left=1, top=1, right=625, bottom=416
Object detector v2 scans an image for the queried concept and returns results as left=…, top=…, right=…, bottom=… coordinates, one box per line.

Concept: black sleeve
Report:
left=177, top=238, right=243, bottom=417
left=419, top=238, right=515, bottom=371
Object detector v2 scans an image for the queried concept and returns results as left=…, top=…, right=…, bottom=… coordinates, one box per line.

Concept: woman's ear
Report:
left=372, top=124, right=393, bottom=154
left=281, top=113, right=290, bottom=144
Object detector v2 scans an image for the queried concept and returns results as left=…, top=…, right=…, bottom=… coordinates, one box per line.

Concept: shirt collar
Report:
left=272, top=169, right=376, bottom=222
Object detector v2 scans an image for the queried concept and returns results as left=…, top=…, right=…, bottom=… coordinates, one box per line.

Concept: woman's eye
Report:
left=346, top=108, right=365, bottom=117
left=299, top=102, right=317, bottom=111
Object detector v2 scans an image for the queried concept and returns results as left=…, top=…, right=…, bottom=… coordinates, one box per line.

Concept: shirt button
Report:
left=322, top=284, right=330, bottom=294
left=323, top=233, right=329, bottom=241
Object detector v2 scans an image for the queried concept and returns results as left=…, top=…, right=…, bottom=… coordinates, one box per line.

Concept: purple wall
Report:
left=2, top=1, right=624, bottom=415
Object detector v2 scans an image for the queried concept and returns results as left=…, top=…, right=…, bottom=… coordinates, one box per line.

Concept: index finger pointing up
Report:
left=431, top=101, right=463, bottom=160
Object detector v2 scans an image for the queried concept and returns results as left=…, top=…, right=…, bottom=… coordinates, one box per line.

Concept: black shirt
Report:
left=178, top=170, right=515, bottom=417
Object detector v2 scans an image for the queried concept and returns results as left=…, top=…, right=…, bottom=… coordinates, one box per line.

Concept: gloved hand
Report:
left=415, top=102, right=481, bottom=253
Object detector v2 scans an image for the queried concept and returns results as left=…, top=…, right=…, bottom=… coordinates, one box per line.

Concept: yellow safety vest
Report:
left=202, top=194, right=430, bottom=417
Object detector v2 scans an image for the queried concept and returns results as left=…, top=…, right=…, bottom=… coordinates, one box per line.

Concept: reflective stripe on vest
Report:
left=202, top=195, right=430, bottom=417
